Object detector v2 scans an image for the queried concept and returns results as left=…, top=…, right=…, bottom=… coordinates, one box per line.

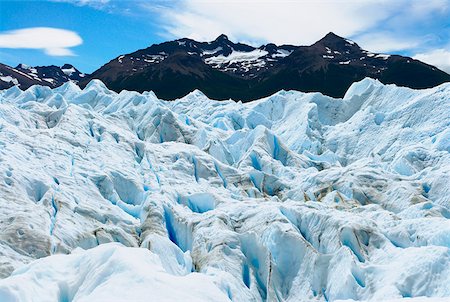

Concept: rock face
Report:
left=0, top=63, right=85, bottom=90
left=81, top=32, right=450, bottom=101
left=0, top=79, right=449, bottom=301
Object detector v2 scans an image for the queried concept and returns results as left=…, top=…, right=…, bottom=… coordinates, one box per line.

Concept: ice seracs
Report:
left=0, top=243, right=229, bottom=302
left=0, top=78, right=449, bottom=301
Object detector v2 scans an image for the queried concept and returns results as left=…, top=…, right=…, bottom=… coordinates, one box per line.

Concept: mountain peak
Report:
left=214, top=34, right=229, bottom=42
left=16, top=63, right=30, bottom=70
left=314, top=32, right=359, bottom=49
left=61, top=63, right=75, bottom=69
left=318, top=32, right=345, bottom=43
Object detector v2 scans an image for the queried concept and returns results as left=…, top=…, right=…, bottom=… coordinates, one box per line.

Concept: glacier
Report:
left=0, top=78, right=449, bottom=301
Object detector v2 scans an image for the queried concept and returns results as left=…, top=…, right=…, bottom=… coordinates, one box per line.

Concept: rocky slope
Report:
left=81, top=32, right=450, bottom=100
left=0, top=63, right=85, bottom=90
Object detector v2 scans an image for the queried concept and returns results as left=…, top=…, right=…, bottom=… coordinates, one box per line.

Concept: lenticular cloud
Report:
left=0, top=27, right=82, bottom=56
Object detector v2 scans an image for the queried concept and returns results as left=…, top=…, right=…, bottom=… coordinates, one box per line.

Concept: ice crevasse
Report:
left=0, top=78, right=449, bottom=301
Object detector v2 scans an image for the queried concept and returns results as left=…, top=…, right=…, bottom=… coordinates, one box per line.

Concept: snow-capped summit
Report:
left=0, top=63, right=85, bottom=90
left=15, top=63, right=86, bottom=85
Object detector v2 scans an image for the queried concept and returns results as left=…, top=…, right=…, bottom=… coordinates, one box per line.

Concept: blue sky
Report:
left=0, top=0, right=449, bottom=73
left=0, top=0, right=168, bottom=71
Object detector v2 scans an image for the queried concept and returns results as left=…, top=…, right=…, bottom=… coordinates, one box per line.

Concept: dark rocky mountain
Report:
left=257, top=33, right=450, bottom=98
left=0, top=63, right=85, bottom=90
left=80, top=32, right=450, bottom=101
left=0, top=63, right=41, bottom=90
left=2, top=33, right=449, bottom=100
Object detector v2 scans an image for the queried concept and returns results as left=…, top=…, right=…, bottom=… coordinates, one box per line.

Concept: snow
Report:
left=43, top=78, right=55, bottom=83
left=0, top=243, right=229, bottom=302
left=61, top=67, right=76, bottom=76
left=143, top=54, right=166, bottom=64
left=205, top=49, right=268, bottom=66
left=17, top=63, right=30, bottom=69
left=375, top=54, right=391, bottom=60
left=205, top=49, right=270, bottom=73
left=271, top=49, right=293, bottom=58
left=0, top=76, right=19, bottom=85
left=203, top=47, right=291, bottom=74
left=0, top=78, right=449, bottom=301
left=201, top=47, right=223, bottom=56
left=5, top=65, right=41, bottom=82
left=345, top=39, right=356, bottom=45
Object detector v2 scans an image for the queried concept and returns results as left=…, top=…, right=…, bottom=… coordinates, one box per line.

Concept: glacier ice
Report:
left=0, top=78, right=449, bottom=301
left=0, top=243, right=228, bottom=302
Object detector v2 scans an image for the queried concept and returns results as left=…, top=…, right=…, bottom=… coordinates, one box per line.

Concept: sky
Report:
left=0, top=0, right=449, bottom=73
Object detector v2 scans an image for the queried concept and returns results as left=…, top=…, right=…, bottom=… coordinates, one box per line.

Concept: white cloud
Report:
left=152, top=0, right=448, bottom=54
left=77, top=0, right=110, bottom=4
left=52, top=0, right=111, bottom=9
left=0, top=27, right=82, bottom=56
left=355, top=32, right=421, bottom=53
left=407, top=0, right=449, bottom=17
left=155, top=0, right=392, bottom=45
left=414, top=49, right=450, bottom=73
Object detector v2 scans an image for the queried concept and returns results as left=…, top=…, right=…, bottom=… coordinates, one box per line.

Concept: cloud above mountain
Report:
left=153, top=0, right=447, bottom=45
left=152, top=0, right=387, bottom=45
left=0, top=27, right=83, bottom=56
left=51, top=0, right=111, bottom=9
left=414, top=49, right=450, bottom=73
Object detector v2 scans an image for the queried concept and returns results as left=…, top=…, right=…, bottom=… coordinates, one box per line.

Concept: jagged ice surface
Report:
left=0, top=78, right=449, bottom=301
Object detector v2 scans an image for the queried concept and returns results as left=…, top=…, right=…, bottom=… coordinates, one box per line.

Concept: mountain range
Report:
left=0, top=63, right=85, bottom=90
left=1, top=32, right=449, bottom=101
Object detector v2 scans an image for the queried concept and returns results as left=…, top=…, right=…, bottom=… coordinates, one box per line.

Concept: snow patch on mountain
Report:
left=202, top=47, right=223, bottom=56
left=61, top=66, right=76, bottom=76
left=0, top=76, right=18, bottom=85
left=375, top=54, right=391, bottom=60
left=205, top=49, right=268, bottom=66
left=271, top=49, right=292, bottom=58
